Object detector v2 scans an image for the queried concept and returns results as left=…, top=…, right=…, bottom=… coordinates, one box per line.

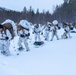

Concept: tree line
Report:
left=0, top=6, right=52, bottom=24
left=0, top=0, right=76, bottom=24
left=53, top=0, right=76, bottom=22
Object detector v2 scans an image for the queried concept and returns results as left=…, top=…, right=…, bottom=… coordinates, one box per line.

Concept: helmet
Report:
left=52, top=20, right=58, bottom=25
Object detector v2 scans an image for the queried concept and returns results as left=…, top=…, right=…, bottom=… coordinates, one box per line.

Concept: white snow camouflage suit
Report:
left=0, top=31, right=10, bottom=56
left=17, top=29, right=30, bottom=51
left=33, top=24, right=41, bottom=42
left=64, top=25, right=71, bottom=38
left=50, top=26, right=59, bottom=41
left=44, top=24, right=51, bottom=41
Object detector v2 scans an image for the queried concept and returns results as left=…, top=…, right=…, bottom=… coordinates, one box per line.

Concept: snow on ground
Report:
left=0, top=28, right=76, bottom=75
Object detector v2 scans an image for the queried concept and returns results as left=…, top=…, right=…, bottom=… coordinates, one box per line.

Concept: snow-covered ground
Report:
left=0, top=28, right=76, bottom=75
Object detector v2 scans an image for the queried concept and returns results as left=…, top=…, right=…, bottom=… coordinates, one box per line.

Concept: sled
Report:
left=33, top=41, right=44, bottom=48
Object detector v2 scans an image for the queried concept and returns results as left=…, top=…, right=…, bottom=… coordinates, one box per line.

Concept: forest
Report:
left=0, top=0, right=76, bottom=24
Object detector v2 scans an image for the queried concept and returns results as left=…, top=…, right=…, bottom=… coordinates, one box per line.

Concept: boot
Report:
left=18, top=47, right=24, bottom=51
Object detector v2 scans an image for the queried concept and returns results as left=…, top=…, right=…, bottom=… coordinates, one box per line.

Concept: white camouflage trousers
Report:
left=65, top=31, right=71, bottom=38
left=44, top=31, right=50, bottom=40
left=35, top=33, right=41, bottom=42
left=18, top=37, right=29, bottom=50
left=51, top=32, right=59, bottom=41
left=0, top=40, right=10, bottom=55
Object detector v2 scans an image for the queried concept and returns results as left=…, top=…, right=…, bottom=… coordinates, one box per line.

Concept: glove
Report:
left=41, top=32, right=43, bottom=35
left=64, top=29, right=68, bottom=33
left=28, top=33, right=30, bottom=36
left=58, top=26, right=61, bottom=29
left=20, top=34, right=25, bottom=37
left=48, top=27, right=50, bottom=31
left=5, top=37, right=9, bottom=40
left=32, top=32, right=34, bottom=34
left=25, top=33, right=30, bottom=36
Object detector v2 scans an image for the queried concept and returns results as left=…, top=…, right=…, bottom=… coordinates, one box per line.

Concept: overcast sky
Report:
left=0, top=0, right=64, bottom=13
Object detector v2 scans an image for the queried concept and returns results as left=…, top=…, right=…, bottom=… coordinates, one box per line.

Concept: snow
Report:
left=0, top=62, right=26, bottom=75
left=0, top=27, right=76, bottom=75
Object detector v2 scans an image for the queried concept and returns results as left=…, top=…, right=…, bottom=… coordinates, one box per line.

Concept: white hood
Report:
left=18, top=20, right=31, bottom=29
